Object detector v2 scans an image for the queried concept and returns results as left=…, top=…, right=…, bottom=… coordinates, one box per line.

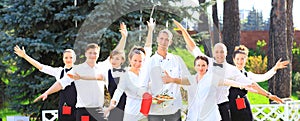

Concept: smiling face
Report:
left=194, top=59, right=208, bottom=76
left=85, top=48, right=99, bottom=63
left=213, top=43, right=227, bottom=63
left=63, top=51, right=74, bottom=67
left=233, top=53, right=248, bottom=70
left=157, top=30, right=172, bottom=50
left=129, top=53, right=144, bottom=69
left=110, top=54, right=124, bottom=68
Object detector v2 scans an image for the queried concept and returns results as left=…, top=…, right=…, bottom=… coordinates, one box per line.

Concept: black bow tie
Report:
left=65, top=67, right=72, bottom=73
left=213, top=62, right=223, bottom=68
left=113, top=68, right=125, bottom=72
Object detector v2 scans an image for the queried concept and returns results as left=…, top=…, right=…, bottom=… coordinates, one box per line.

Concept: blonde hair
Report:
left=234, top=45, right=249, bottom=55
left=110, top=50, right=125, bottom=61
left=158, top=29, right=173, bottom=41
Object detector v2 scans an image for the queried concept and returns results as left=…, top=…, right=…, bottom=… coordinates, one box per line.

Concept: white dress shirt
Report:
left=69, top=62, right=105, bottom=108
left=139, top=52, right=190, bottom=115
left=191, top=47, right=254, bottom=104
left=112, top=70, right=146, bottom=115
left=40, top=64, right=73, bottom=89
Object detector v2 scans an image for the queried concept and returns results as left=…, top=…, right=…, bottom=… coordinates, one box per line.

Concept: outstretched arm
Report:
left=33, top=81, right=63, bottom=102
left=14, top=45, right=43, bottom=70
left=251, top=83, right=284, bottom=103
left=249, top=58, right=289, bottom=82
left=144, top=18, right=155, bottom=48
left=113, top=22, right=128, bottom=51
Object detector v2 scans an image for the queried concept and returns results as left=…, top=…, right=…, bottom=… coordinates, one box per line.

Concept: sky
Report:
left=239, top=0, right=300, bottom=28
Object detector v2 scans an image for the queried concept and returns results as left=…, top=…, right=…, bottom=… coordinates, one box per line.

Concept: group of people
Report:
left=14, top=18, right=289, bottom=121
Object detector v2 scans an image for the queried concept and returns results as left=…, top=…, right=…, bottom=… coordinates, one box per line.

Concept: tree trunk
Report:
left=268, top=0, right=291, bottom=98
left=199, top=0, right=213, bottom=56
left=222, top=0, right=240, bottom=64
left=212, top=0, right=221, bottom=44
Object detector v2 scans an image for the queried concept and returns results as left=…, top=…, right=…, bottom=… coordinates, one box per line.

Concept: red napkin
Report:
left=81, top=116, right=89, bottom=121
left=62, top=105, right=71, bottom=115
left=235, top=97, right=246, bottom=110
left=140, top=92, right=152, bottom=116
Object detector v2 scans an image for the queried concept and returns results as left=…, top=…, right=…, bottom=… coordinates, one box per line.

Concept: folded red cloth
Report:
left=81, top=116, right=89, bottom=121
left=236, top=97, right=246, bottom=110
left=62, top=105, right=71, bottom=115
left=140, top=92, right=152, bottom=116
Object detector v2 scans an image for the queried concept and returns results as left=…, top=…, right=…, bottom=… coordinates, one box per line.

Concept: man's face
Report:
left=85, top=48, right=99, bottom=62
left=157, top=32, right=171, bottom=50
left=213, top=45, right=226, bottom=63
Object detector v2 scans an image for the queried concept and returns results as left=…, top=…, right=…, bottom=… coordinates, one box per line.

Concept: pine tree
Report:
left=0, top=0, right=204, bottom=119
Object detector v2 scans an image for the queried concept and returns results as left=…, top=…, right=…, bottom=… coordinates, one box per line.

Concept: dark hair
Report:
left=194, top=56, right=209, bottom=66
left=85, top=43, right=100, bottom=52
left=232, top=45, right=248, bottom=59
left=128, top=46, right=146, bottom=60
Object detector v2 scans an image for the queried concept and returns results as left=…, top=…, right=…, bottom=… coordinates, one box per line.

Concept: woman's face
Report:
left=110, top=54, right=124, bottom=68
left=233, top=53, right=248, bottom=70
left=129, top=53, right=144, bottom=69
left=63, top=52, right=74, bottom=67
left=194, top=59, right=208, bottom=76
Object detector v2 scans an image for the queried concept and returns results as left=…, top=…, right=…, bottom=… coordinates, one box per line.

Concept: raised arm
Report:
left=113, top=22, right=128, bottom=51
left=33, top=81, right=63, bottom=102
left=173, top=19, right=197, bottom=52
left=144, top=18, right=155, bottom=48
left=14, top=45, right=43, bottom=70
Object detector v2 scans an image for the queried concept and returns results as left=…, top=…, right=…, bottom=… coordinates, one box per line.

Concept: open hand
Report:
left=274, top=58, right=289, bottom=71
left=33, top=93, right=48, bottom=103
left=14, top=45, right=26, bottom=58
left=269, top=95, right=284, bottom=104
left=147, top=18, right=155, bottom=32
left=119, top=22, right=128, bottom=38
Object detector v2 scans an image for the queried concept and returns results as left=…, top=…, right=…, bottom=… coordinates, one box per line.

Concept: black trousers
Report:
left=76, top=108, right=106, bottom=121
left=218, top=102, right=231, bottom=121
left=107, top=108, right=124, bottom=121
left=148, top=109, right=182, bottom=121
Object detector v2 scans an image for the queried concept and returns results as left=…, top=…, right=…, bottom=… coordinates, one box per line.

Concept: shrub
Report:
left=246, top=55, right=268, bottom=74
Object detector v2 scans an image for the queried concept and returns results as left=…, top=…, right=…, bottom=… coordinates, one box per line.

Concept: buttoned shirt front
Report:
left=139, top=52, right=185, bottom=115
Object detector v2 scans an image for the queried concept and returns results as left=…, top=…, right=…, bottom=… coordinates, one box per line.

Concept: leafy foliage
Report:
left=0, top=0, right=207, bottom=119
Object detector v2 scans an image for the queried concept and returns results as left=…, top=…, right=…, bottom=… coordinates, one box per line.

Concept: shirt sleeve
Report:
left=176, top=55, right=192, bottom=85
left=247, top=67, right=276, bottom=82
left=40, top=64, right=62, bottom=79
left=144, top=47, right=153, bottom=59
left=226, top=64, right=254, bottom=85
left=97, top=57, right=111, bottom=85
left=138, top=58, right=151, bottom=90
left=191, top=47, right=207, bottom=58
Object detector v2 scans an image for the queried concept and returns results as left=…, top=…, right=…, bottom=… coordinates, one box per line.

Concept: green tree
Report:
left=241, top=7, right=266, bottom=30
left=0, top=0, right=204, bottom=119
